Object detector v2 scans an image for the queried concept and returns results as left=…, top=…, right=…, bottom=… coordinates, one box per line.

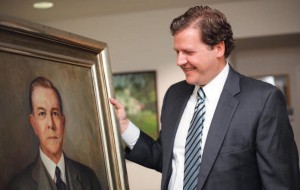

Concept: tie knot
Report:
left=197, top=87, right=205, bottom=101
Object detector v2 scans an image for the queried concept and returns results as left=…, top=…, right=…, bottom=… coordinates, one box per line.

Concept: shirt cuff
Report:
left=121, top=120, right=140, bottom=150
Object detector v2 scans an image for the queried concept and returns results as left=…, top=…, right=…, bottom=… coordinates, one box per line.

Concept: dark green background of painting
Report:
left=113, top=71, right=159, bottom=139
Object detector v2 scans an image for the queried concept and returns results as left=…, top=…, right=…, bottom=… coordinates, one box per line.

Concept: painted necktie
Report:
left=55, top=166, right=66, bottom=190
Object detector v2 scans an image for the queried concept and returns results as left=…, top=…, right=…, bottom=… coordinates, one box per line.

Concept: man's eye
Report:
left=38, top=112, right=46, bottom=116
left=52, top=112, right=59, bottom=116
left=186, top=51, right=194, bottom=55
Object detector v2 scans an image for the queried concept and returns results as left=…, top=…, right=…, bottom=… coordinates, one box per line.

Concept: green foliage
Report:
left=129, top=110, right=158, bottom=140
left=113, top=72, right=159, bottom=139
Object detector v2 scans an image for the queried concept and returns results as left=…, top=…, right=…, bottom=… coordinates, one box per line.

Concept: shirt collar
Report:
left=196, top=63, right=229, bottom=103
left=40, top=148, right=65, bottom=182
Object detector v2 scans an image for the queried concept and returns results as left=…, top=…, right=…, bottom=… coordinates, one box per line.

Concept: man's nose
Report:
left=176, top=52, right=187, bottom=66
left=46, top=115, right=55, bottom=130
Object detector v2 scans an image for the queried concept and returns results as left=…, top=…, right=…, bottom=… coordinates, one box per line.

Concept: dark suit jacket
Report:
left=126, top=66, right=300, bottom=190
left=8, top=154, right=102, bottom=190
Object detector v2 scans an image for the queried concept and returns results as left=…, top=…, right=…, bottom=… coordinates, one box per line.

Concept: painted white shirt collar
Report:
left=40, top=148, right=66, bottom=183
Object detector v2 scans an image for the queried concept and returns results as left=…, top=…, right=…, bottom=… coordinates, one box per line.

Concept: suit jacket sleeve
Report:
left=256, top=87, right=300, bottom=189
left=125, top=129, right=163, bottom=172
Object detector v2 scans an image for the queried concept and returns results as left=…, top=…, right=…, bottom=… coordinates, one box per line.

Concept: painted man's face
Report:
left=29, top=86, right=65, bottom=162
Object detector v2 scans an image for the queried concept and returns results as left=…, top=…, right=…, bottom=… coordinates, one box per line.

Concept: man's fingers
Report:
left=109, top=98, right=121, bottom=108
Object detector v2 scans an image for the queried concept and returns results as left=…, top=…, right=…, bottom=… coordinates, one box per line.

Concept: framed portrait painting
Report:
left=113, top=71, right=159, bottom=139
left=0, top=15, right=128, bottom=189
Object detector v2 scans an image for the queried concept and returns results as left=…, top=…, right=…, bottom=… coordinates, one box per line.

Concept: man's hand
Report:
left=109, top=98, right=129, bottom=134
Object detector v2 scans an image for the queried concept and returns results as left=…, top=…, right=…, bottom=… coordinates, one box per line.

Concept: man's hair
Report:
left=170, top=5, right=235, bottom=58
left=29, top=76, right=63, bottom=113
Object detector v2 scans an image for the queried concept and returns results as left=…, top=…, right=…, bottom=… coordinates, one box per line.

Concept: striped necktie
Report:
left=183, top=87, right=206, bottom=190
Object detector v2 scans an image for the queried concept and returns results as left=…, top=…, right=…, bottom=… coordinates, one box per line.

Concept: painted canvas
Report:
left=113, top=71, right=159, bottom=139
left=0, top=14, right=128, bottom=190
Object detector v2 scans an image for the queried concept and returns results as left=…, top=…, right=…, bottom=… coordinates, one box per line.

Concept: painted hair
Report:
left=29, top=76, right=63, bottom=113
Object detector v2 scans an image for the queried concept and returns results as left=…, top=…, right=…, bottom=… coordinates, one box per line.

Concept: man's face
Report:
left=174, top=27, right=225, bottom=86
left=29, top=86, right=65, bottom=161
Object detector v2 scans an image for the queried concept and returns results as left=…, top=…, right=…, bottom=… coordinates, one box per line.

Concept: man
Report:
left=9, top=76, right=102, bottom=190
left=110, top=5, right=300, bottom=190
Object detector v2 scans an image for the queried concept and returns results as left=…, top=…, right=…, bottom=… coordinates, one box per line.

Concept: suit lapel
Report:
left=31, top=156, right=57, bottom=190
left=163, top=82, right=195, bottom=158
left=161, top=82, right=194, bottom=190
left=166, top=84, right=194, bottom=144
left=65, top=156, right=83, bottom=190
left=197, top=67, right=241, bottom=190
left=30, top=154, right=84, bottom=190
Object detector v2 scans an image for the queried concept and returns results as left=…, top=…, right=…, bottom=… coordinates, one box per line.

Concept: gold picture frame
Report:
left=0, top=15, right=128, bottom=189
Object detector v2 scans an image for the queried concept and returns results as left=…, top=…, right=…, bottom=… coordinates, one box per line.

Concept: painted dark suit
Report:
left=126, top=66, right=300, bottom=190
left=8, top=154, right=102, bottom=190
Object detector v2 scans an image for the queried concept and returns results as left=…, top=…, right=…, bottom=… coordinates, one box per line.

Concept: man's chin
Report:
left=42, top=144, right=63, bottom=155
left=185, top=77, right=198, bottom=85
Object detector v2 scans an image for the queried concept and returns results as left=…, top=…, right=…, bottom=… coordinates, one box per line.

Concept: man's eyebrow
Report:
left=51, top=107, right=62, bottom=113
left=36, top=107, right=46, bottom=111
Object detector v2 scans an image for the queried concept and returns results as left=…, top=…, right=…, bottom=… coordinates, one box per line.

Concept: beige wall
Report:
left=44, top=0, right=300, bottom=189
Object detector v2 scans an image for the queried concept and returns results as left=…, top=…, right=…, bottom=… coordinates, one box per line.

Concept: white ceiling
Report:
left=1, top=0, right=245, bottom=22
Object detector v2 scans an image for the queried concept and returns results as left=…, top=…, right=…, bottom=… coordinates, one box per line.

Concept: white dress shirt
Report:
left=122, top=63, right=229, bottom=189
left=40, top=148, right=66, bottom=184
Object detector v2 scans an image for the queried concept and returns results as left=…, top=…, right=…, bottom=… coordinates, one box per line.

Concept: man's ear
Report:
left=214, top=41, right=225, bottom=58
left=29, top=114, right=38, bottom=135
